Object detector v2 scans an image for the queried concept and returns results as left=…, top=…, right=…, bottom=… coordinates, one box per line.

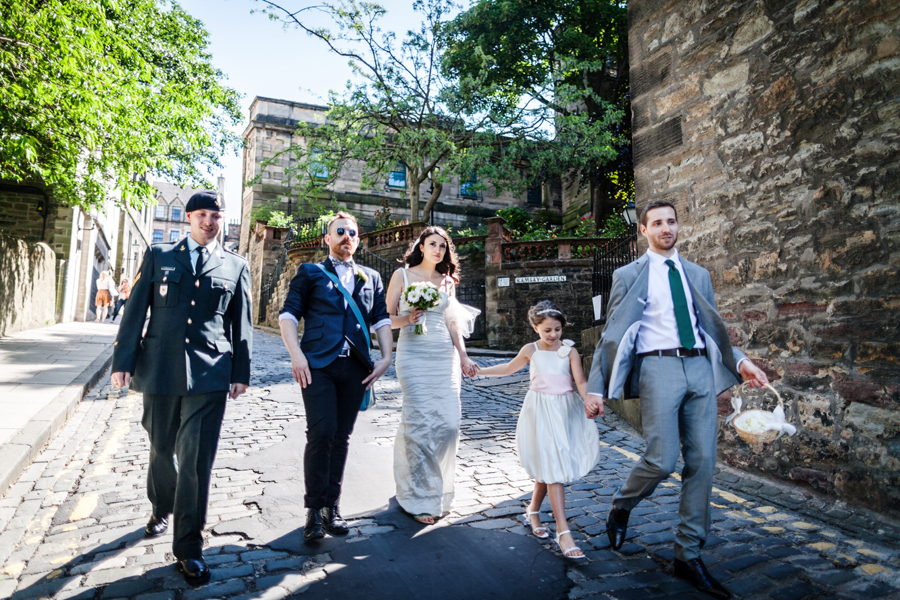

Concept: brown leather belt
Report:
left=637, top=348, right=708, bottom=358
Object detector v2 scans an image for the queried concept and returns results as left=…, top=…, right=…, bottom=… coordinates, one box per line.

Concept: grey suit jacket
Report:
left=587, top=253, right=746, bottom=400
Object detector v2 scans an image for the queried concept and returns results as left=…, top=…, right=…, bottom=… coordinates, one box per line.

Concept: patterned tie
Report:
left=665, top=259, right=696, bottom=350
left=330, top=256, right=354, bottom=269
left=195, top=247, right=205, bottom=275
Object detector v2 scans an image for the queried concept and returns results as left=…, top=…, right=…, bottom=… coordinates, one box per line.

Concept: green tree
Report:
left=0, top=0, right=242, bottom=209
left=442, top=0, right=632, bottom=226
left=255, top=0, right=552, bottom=223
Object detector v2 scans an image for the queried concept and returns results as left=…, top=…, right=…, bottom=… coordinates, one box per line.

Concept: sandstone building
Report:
left=628, top=0, right=899, bottom=513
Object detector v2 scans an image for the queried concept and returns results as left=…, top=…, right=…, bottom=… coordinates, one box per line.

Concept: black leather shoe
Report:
left=321, top=506, right=350, bottom=536
left=177, top=558, right=211, bottom=586
left=145, top=515, right=168, bottom=537
left=606, top=507, right=630, bottom=550
left=304, top=508, right=326, bottom=543
left=674, top=558, right=732, bottom=599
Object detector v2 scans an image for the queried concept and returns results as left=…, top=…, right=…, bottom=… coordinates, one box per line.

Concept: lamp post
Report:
left=622, top=200, right=637, bottom=229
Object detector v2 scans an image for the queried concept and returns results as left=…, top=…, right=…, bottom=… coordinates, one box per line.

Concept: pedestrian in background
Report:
left=110, top=191, right=252, bottom=586
left=586, top=200, right=768, bottom=599
left=472, top=300, right=600, bottom=561
left=111, top=277, right=131, bottom=322
left=94, top=270, right=115, bottom=323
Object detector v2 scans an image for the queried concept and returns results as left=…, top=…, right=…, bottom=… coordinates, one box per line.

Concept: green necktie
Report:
left=665, top=259, right=696, bottom=350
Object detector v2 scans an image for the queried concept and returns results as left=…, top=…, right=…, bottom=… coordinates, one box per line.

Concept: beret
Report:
left=185, top=191, right=224, bottom=212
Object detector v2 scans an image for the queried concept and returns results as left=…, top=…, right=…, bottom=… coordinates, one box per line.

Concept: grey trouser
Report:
left=612, top=355, right=717, bottom=561
left=142, top=392, right=227, bottom=560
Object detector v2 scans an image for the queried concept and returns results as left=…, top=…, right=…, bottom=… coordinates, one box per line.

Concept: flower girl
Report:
left=473, top=300, right=602, bottom=559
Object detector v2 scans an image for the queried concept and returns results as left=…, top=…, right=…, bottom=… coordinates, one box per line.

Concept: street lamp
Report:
left=622, top=200, right=637, bottom=227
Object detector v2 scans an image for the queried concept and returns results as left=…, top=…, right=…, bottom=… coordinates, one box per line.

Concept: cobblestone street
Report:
left=1, top=329, right=898, bottom=600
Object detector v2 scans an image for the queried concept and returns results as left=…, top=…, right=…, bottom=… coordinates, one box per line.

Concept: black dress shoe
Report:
left=674, top=558, right=732, bottom=599
left=304, top=508, right=326, bottom=543
left=177, top=557, right=211, bottom=586
left=606, top=507, right=630, bottom=550
left=321, top=506, right=350, bottom=535
left=145, top=515, right=168, bottom=537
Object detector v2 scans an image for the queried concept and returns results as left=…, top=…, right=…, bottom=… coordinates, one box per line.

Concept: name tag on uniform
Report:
left=161, top=266, right=176, bottom=271
left=159, top=284, right=168, bottom=298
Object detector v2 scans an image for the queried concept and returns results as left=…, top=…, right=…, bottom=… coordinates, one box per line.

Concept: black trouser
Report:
left=142, top=391, right=227, bottom=560
left=112, top=298, right=127, bottom=320
left=302, top=356, right=368, bottom=509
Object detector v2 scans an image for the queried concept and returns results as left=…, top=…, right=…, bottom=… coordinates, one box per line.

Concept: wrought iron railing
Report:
left=591, top=229, right=638, bottom=322
left=354, top=246, right=397, bottom=286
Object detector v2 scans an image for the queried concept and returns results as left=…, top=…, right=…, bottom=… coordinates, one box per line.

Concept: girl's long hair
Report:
left=403, top=226, right=461, bottom=284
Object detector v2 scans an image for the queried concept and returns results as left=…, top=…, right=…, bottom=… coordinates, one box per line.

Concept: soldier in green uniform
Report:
left=111, top=191, right=252, bottom=585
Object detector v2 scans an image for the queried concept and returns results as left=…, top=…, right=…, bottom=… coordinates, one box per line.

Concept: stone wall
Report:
left=247, top=222, right=290, bottom=325
left=629, top=0, right=900, bottom=512
left=0, top=237, right=56, bottom=336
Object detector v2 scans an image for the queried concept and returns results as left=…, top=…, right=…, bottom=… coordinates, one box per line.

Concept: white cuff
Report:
left=588, top=393, right=605, bottom=401
left=372, top=318, right=392, bottom=331
left=736, top=357, right=749, bottom=371
left=279, top=313, right=299, bottom=325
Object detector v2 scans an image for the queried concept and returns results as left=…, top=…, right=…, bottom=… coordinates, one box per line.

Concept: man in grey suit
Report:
left=111, top=191, right=253, bottom=586
left=586, top=200, right=767, bottom=599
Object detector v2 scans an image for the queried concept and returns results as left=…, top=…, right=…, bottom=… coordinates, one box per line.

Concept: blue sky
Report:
left=176, top=0, right=450, bottom=224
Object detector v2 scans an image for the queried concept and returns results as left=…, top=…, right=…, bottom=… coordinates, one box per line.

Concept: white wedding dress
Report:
left=393, top=269, right=478, bottom=517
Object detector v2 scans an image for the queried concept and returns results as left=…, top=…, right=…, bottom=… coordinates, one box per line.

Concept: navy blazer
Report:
left=280, top=259, right=390, bottom=370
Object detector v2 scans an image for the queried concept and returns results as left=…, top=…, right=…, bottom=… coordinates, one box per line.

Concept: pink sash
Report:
left=530, top=374, right=574, bottom=395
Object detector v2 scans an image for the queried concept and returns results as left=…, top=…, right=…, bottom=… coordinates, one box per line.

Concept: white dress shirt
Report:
left=185, top=236, right=218, bottom=274
left=637, top=249, right=705, bottom=354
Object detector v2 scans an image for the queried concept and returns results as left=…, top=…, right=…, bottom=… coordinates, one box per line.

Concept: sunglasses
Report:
left=335, top=227, right=357, bottom=238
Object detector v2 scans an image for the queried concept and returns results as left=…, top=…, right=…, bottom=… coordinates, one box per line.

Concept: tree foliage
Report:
left=255, top=0, right=562, bottom=223
left=442, top=0, right=632, bottom=224
left=0, top=0, right=242, bottom=210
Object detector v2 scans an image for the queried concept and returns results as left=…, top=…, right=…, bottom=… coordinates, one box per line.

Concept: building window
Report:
left=460, top=171, right=477, bottom=199
left=527, top=186, right=542, bottom=205
left=153, top=229, right=164, bottom=243
left=310, top=150, right=328, bottom=179
left=387, top=162, right=406, bottom=188
left=169, top=230, right=181, bottom=242
left=171, top=207, right=182, bottom=222
left=155, top=205, right=167, bottom=220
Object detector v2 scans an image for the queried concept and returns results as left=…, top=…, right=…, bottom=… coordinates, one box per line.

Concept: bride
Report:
left=386, top=226, right=480, bottom=525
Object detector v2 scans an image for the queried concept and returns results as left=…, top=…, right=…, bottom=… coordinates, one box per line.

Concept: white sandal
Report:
left=555, top=530, right=586, bottom=560
left=521, top=510, right=550, bottom=539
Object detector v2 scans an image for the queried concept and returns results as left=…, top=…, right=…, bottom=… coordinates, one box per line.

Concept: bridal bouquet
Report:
left=402, top=281, right=441, bottom=335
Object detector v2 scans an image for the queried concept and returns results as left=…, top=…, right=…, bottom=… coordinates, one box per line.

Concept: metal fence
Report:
left=354, top=246, right=396, bottom=285
left=456, top=279, right=486, bottom=340
left=591, top=228, right=638, bottom=322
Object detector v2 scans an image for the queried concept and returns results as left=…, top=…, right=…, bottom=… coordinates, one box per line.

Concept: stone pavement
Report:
left=0, top=329, right=898, bottom=600
left=0, top=323, right=117, bottom=495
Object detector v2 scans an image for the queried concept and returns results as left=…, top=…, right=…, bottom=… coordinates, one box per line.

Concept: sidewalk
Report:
left=0, top=322, right=117, bottom=495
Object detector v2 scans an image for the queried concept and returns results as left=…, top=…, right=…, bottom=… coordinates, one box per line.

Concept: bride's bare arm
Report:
left=386, top=269, right=422, bottom=329
left=475, top=345, right=534, bottom=377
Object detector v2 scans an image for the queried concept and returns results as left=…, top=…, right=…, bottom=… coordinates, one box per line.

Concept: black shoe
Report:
left=145, top=514, right=168, bottom=537
left=304, top=508, right=326, bottom=543
left=321, top=506, right=350, bottom=536
left=674, top=558, right=732, bottom=599
left=177, top=557, right=211, bottom=586
left=606, top=507, right=630, bottom=550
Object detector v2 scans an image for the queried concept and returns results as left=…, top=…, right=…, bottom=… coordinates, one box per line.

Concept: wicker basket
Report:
left=730, top=382, right=785, bottom=444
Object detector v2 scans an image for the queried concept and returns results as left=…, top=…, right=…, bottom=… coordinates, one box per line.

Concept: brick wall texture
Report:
left=629, top=0, right=900, bottom=512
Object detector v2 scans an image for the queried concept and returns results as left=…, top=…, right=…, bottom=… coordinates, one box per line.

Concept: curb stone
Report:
left=0, top=345, right=114, bottom=496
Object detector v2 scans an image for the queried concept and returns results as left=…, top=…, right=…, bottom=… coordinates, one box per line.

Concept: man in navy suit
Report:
left=278, top=211, right=393, bottom=543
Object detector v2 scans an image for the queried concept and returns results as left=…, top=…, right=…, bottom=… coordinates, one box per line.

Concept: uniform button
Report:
left=187, top=318, right=192, bottom=324
left=163, top=277, right=167, bottom=282
left=195, top=280, right=200, bottom=288
left=225, top=284, right=229, bottom=290
left=185, top=338, right=189, bottom=344
left=191, top=300, right=196, bottom=306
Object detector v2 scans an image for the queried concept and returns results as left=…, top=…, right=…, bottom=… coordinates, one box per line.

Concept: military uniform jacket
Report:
left=112, top=238, right=253, bottom=396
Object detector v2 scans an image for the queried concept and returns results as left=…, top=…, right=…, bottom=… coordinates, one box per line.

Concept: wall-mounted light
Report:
left=622, top=200, right=637, bottom=227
